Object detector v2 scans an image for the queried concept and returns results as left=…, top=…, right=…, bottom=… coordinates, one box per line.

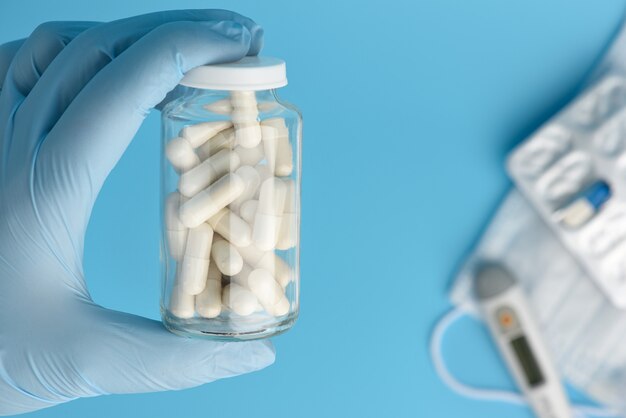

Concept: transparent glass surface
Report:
left=160, top=88, right=301, bottom=340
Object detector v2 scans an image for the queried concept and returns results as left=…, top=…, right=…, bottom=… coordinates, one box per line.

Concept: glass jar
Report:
left=160, top=57, right=301, bottom=340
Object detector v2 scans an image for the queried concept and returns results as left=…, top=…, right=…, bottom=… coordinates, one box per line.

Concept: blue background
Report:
left=2, top=0, right=625, bottom=417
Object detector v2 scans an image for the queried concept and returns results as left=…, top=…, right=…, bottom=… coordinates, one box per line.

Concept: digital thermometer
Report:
left=474, top=263, right=572, bottom=418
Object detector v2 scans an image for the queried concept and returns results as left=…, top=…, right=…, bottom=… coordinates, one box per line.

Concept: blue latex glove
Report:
left=0, top=10, right=274, bottom=415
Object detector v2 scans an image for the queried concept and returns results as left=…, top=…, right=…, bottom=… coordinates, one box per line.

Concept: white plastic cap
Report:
left=180, top=56, right=287, bottom=91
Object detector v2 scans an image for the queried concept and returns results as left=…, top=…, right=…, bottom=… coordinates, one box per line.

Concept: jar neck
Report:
left=247, top=89, right=278, bottom=102
left=188, top=89, right=278, bottom=100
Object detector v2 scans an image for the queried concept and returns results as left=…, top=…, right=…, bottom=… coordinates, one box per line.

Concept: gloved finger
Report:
left=155, top=84, right=188, bottom=111
left=0, top=23, right=98, bottom=190
left=0, top=39, right=25, bottom=90
left=0, top=23, right=98, bottom=182
left=74, top=307, right=275, bottom=395
left=31, top=21, right=251, bottom=253
left=3, top=22, right=98, bottom=98
left=8, top=10, right=261, bottom=170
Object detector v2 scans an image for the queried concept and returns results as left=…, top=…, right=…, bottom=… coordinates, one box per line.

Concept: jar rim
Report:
left=180, top=56, right=288, bottom=91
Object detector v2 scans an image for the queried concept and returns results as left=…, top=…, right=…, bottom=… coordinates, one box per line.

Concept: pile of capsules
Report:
left=164, top=91, right=296, bottom=320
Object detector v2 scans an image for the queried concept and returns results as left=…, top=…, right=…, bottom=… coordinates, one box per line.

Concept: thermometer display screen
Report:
left=510, top=335, right=545, bottom=387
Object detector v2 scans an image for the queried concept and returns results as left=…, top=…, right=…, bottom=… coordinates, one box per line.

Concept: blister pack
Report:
left=508, top=75, right=626, bottom=308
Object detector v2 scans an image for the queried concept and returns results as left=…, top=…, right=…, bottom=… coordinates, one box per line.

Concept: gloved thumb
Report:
left=70, top=305, right=275, bottom=396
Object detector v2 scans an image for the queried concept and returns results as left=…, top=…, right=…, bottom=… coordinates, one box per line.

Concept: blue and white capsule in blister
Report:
left=555, top=180, right=611, bottom=228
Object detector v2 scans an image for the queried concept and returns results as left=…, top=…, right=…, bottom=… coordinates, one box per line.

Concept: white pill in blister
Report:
left=165, top=137, right=200, bottom=172
left=181, top=121, right=232, bottom=148
left=208, top=208, right=252, bottom=247
left=223, top=283, right=258, bottom=316
left=594, top=129, right=623, bottom=157
left=277, top=179, right=297, bottom=250
left=239, top=199, right=259, bottom=225
left=204, top=99, right=233, bottom=115
left=179, top=149, right=241, bottom=197
left=179, top=223, right=214, bottom=295
left=248, top=269, right=290, bottom=317
left=535, top=152, right=593, bottom=206
left=211, top=236, right=244, bottom=276
left=568, top=77, right=626, bottom=127
left=165, top=192, right=188, bottom=260
left=230, top=166, right=262, bottom=212
left=180, top=173, right=246, bottom=228
left=570, top=94, right=599, bottom=126
left=195, top=262, right=222, bottom=318
left=253, top=178, right=287, bottom=250
left=235, top=144, right=265, bottom=167
left=599, top=244, right=626, bottom=294
left=593, top=111, right=626, bottom=157
left=196, top=127, right=236, bottom=160
left=237, top=243, right=291, bottom=288
left=584, top=211, right=626, bottom=256
left=597, top=79, right=626, bottom=119
left=261, top=118, right=293, bottom=176
left=510, top=126, right=572, bottom=179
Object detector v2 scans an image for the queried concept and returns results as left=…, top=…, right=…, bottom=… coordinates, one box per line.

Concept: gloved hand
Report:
left=0, top=10, right=274, bottom=415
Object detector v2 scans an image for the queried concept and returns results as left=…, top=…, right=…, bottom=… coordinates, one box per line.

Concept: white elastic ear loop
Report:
left=430, top=305, right=526, bottom=405
left=429, top=306, right=619, bottom=418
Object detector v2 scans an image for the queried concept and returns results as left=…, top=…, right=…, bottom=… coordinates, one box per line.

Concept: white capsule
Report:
left=179, top=223, right=214, bottom=295
left=230, top=166, right=262, bottom=212
left=248, top=269, right=290, bottom=317
left=261, top=118, right=293, bottom=176
left=230, top=90, right=257, bottom=107
left=232, top=108, right=261, bottom=124
left=254, top=165, right=272, bottom=198
left=208, top=208, right=252, bottom=247
left=165, top=192, right=188, bottom=260
left=204, top=99, right=233, bottom=115
left=165, top=137, right=200, bottom=172
left=239, top=199, right=259, bottom=225
left=169, top=285, right=196, bottom=319
left=228, top=264, right=285, bottom=316
left=179, top=149, right=241, bottom=197
left=195, top=262, right=222, bottom=318
left=234, top=144, right=265, bottom=167
left=235, top=124, right=263, bottom=149
left=211, top=237, right=244, bottom=276
left=222, top=283, right=258, bottom=316
left=231, top=91, right=261, bottom=148
left=169, top=265, right=195, bottom=318
left=229, top=263, right=253, bottom=287
left=260, top=126, right=278, bottom=173
left=181, top=121, right=232, bottom=148
left=276, top=179, right=297, bottom=250
left=257, top=165, right=272, bottom=181
left=180, top=173, right=245, bottom=228
left=236, top=243, right=291, bottom=288
left=253, top=178, right=287, bottom=250
left=196, top=127, right=236, bottom=160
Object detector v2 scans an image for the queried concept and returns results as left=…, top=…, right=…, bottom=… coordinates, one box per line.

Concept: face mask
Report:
left=430, top=19, right=626, bottom=418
